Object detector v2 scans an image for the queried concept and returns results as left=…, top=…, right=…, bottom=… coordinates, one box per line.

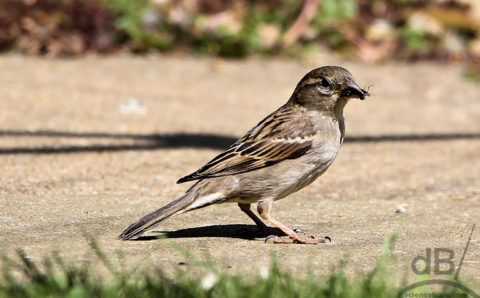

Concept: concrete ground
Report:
left=0, top=55, right=479, bottom=284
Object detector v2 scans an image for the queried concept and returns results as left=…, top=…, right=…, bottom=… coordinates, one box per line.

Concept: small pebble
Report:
left=395, top=204, right=408, bottom=213
left=120, top=98, right=147, bottom=114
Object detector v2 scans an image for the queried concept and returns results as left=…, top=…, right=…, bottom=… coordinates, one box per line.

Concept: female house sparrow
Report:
left=119, top=66, right=369, bottom=244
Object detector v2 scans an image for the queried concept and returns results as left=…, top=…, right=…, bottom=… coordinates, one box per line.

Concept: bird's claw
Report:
left=264, top=235, right=278, bottom=243
left=293, top=228, right=307, bottom=235
left=318, top=236, right=332, bottom=243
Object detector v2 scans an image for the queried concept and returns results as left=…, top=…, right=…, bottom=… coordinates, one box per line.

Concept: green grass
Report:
left=0, top=235, right=476, bottom=298
left=465, top=67, right=480, bottom=85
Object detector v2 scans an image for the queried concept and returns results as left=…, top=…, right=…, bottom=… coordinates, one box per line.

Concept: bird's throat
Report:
left=333, top=97, right=349, bottom=119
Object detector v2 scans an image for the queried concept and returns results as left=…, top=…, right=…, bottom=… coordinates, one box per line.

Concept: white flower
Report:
left=201, top=272, right=218, bottom=290
left=259, top=266, right=269, bottom=279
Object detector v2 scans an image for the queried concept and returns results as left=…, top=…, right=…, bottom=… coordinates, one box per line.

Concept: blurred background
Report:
left=1, top=0, right=480, bottom=68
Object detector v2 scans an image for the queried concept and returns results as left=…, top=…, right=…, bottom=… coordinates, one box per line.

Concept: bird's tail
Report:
left=118, top=192, right=196, bottom=240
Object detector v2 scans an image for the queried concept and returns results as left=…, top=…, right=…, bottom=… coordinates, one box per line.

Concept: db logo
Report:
left=411, top=248, right=455, bottom=275
left=399, top=225, right=478, bottom=297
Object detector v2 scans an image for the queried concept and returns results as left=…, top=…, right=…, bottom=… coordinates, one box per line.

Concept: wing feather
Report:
left=177, top=105, right=315, bottom=183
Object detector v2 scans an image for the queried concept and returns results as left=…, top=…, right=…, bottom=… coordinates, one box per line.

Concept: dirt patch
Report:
left=1, top=55, right=479, bottom=282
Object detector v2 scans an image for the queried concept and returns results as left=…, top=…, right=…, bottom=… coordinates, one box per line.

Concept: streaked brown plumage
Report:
left=119, top=66, right=369, bottom=244
left=177, top=105, right=314, bottom=183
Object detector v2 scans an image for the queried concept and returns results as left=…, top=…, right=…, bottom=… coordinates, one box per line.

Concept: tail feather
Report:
left=118, top=192, right=195, bottom=240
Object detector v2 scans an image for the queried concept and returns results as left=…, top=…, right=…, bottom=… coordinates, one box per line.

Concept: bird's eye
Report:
left=320, top=78, right=330, bottom=88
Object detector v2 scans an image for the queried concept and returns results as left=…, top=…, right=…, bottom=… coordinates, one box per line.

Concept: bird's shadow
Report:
left=131, top=224, right=283, bottom=241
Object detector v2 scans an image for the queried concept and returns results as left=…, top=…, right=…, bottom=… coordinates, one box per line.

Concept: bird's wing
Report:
left=177, top=105, right=315, bottom=183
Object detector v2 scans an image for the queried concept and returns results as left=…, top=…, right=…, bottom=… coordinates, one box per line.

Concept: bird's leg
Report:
left=257, top=200, right=326, bottom=244
left=238, top=203, right=279, bottom=235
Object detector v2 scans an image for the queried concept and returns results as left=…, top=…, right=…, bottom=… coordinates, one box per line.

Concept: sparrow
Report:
left=119, top=66, right=369, bottom=244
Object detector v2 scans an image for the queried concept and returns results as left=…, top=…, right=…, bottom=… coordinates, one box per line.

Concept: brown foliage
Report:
left=0, top=0, right=115, bottom=56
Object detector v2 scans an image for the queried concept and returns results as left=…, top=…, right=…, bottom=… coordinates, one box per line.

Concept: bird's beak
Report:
left=342, top=79, right=369, bottom=100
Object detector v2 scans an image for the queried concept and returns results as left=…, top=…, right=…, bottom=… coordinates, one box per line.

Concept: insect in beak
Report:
left=341, top=80, right=370, bottom=100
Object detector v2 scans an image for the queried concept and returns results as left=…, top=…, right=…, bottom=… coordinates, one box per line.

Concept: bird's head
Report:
left=290, top=66, right=369, bottom=115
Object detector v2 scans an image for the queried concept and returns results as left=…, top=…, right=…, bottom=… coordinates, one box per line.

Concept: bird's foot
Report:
left=265, top=234, right=331, bottom=245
